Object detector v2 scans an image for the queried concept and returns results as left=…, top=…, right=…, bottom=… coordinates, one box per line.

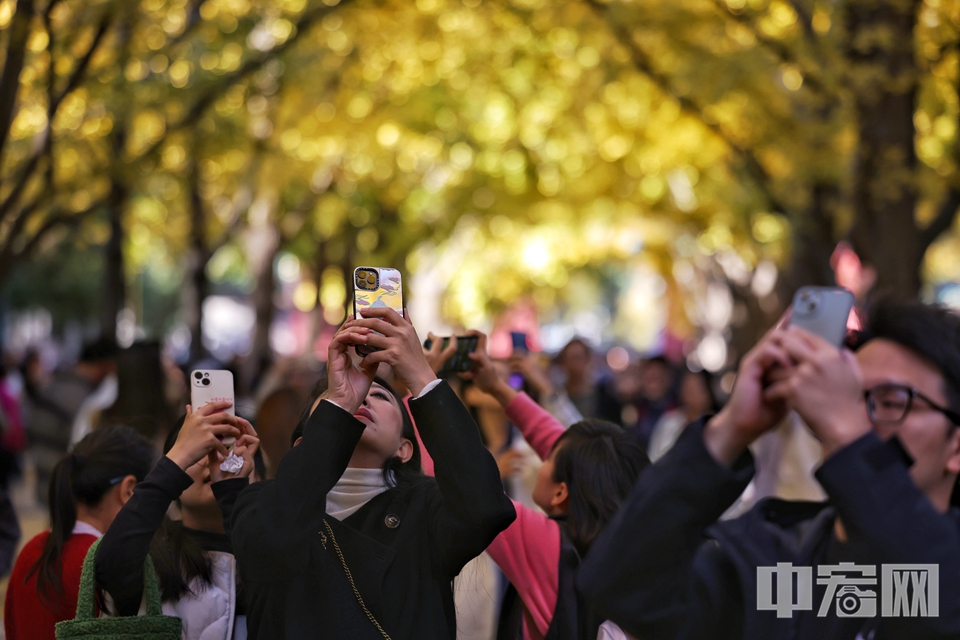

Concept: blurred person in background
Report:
left=512, top=349, right=585, bottom=428
left=0, top=359, right=27, bottom=488
left=555, top=339, right=623, bottom=426
left=98, top=341, right=175, bottom=445
left=648, top=368, right=721, bottom=462
left=630, top=356, right=678, bottom=449
left=26, top=338, right=118, bottom=506
left=5, top=426, right=155, bottom=640
left=254, top=386, right=303, bottom=478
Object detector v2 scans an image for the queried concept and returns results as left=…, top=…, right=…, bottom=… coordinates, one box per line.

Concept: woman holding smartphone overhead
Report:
left=95, top=402, right=261, bottom=640
left=229, top=307, right=516, bottom=640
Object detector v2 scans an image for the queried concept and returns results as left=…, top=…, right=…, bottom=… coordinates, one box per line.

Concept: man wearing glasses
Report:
left=579, top=299, right=960, bottom=640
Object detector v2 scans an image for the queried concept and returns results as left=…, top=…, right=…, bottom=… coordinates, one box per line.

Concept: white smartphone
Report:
left=190, top=370, right=236, bottom=447
left=789, top=286, right=855, bottom=347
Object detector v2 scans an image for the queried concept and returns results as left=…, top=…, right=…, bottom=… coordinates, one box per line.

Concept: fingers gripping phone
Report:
left=423, top=335, right=480, bottom=377
left=190, top=370, right=236, bottom=448
left=788, top=286, right=855, bottom=347
left=353, top=267, right=403, bottom=357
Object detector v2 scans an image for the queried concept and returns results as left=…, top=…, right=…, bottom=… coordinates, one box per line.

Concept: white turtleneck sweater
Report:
left=326, top=467, right=391, bottom=520
left=323, top=378, right=441, bottom=520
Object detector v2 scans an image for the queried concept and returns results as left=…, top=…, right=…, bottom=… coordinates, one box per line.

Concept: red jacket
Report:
left=4, top=530, right=98, bottom=640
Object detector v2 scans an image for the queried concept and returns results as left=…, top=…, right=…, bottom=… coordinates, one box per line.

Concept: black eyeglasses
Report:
left=864, top=384, right=960, bottom=426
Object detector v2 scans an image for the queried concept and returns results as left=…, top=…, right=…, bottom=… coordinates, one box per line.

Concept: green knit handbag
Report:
left=55, top=537, right=183, bottom=639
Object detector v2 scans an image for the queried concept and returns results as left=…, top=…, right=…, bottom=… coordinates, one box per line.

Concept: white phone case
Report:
left=190, top=370, right=236, bottom=447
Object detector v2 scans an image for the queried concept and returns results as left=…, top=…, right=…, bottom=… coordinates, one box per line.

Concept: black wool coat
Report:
left=577, top=419, right=960, bottom=640
left=229, top=381, right=516, bottom=640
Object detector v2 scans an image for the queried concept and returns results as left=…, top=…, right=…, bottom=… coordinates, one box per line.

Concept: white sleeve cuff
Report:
left=323, top=398, right=345, bottom=411
left=416, top=379, right=443, bottom=399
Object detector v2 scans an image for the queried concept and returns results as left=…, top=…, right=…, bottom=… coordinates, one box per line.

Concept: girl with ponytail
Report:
left=4, top=426, right=155, bottom=640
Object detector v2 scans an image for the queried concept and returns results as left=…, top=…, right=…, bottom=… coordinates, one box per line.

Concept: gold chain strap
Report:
left=321, top=519, right=393, bottom=640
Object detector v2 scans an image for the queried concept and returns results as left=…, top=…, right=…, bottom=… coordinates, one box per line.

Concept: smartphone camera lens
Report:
left=202, top=378, right=210, bottom=386
left=798, top=291, right=819, bottom=315
left=194, top=371, right=203, bottom=380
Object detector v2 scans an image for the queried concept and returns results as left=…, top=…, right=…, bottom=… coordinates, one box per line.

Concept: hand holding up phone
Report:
left=208, top=418, right=260, bottom=483
left=350, top=307, right=438, bottom=397
left=461, top=331, right=518, bottom=407
left=167, top=401, right=241, bottom=471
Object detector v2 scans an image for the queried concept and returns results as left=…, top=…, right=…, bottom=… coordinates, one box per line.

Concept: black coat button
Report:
left=385, top=514, right=400, bottom=529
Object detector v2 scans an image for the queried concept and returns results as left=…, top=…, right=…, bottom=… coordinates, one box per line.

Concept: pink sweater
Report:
left=488, top=392, right=566, bottom=640
left=408, top=391, right=564, bottom=639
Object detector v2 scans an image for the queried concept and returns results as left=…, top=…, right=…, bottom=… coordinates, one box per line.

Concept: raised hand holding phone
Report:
left=324, top=319, right=379, bottom=414
left=350, top=307, right=437, bottom=397
left=166, top=401, right=241, bottom=471
left=208, top=417, right=260, bottom=483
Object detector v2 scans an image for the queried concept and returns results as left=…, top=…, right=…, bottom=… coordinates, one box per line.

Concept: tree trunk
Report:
left=244, top=240, right=278, bottom=391
left=184, top=162, right=211, bottom=363
left=309, top=239, right=328, bottom=350
left=846, top=0, right=923, bottom=299
left=779, top=182, right=840, bottom=298
left=100, top=179, right=127, bottom=341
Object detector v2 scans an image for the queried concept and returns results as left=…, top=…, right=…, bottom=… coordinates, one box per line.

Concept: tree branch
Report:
left=586, top=0, right=790, bottom=215
left=0, top=199, right=106, bottom=282
left=139, top=2, right=334, bottom=163
left=0, top=0, right=36, bottom=171
left=920, top=188, right=960, bottom=250
left=0, top=12, right=113, bottom=226
left=709, top=0, right=838, bottom=105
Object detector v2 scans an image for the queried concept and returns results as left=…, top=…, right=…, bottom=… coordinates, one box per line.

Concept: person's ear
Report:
left=293, top=437, right=303, bottom=448
left=118, top=475, right=137, bottom=505
left=396, top=438, right=414, bottom=463
left=945, top=427, right=960, bottom=477
left=549, top=481, right=569, bottom=511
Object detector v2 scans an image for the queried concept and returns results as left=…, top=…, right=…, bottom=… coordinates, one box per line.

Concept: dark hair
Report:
left=645, top=355, right=671, bottom=370
left=26, top=427, right=155, bottom=611
left=550, top=419, right=649, bottom=557
left=854, top=298, right=960, bottom=414
left=682, top=368, right=721, bottom=415
left=155, top=417, right=209, bottom=601
left=556, top=338, right=592, bottom=364
left=79, top=338, right=119, bottom=363
left=101, top=342, right=174, bottom=441
left=290, top=373, right=423, bottom=487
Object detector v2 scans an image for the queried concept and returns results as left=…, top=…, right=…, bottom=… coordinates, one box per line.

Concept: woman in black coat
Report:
left=229, top=308, right=516, bottom=639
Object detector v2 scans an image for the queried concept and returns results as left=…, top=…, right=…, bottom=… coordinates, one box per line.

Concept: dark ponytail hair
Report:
left=550, top=419, right=649, bottom=557
left=26, top=426, right=155, bottom=611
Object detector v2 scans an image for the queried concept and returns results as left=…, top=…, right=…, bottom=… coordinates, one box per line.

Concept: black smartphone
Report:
left=424, top=335, right=480, bottom=377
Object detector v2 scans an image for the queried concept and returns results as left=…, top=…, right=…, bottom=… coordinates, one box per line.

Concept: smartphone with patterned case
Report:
left=353, top=267, right=404, bottom=357
left=190, top=370, right=236, bottom=449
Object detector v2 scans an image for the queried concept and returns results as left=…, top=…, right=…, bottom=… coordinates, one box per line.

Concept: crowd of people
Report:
left=0, top=295, right=957, bottom=640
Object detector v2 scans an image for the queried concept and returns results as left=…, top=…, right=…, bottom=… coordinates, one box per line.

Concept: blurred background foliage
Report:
left=2, top=0, right=960, bottom=377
